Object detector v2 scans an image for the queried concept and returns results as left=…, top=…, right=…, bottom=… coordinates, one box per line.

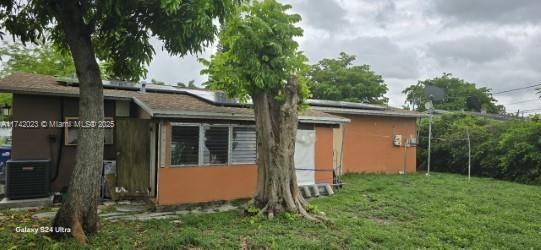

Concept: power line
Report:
left=492, top=83, right=541, bottom=95
left=521, top=107, right=541, bottom=113
left=424, top=83, right=540, bottom=101
left=496, top=90, right=540, bottom=97
left=503, top=99, right=540, bottom=105
left=418, top=135, right=467, bottom=142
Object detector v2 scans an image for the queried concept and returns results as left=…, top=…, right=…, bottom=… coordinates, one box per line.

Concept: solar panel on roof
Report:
left=56, top=77, right=247, bottom=106
left=306, top=99, right=385, bottom=110
left=57, top=77, right=386, bottom=111
left=143, top=84, right=246, bottom=106
left=103, top=80, right=138, bottom=90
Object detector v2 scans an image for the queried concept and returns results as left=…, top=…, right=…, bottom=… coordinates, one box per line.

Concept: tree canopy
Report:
left=1, top=0, right=238, bottom=81
left=0, top=42, right=76, bottom=78
left=308, top=52, right=388, bottom=104
left=177, top=80, right=200, bottom=89
left=403, top=73, right=505, bottom=114
left=201, top=0, right=309, bottom=104
left=0, top=42, right=77, bottom=106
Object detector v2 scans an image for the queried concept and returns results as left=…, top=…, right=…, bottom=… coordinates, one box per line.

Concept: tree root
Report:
left=71, top=219, right=87, bottom=244
left=50, top=207, right=88, bottom=244
left=254, top=203, right=276, bottom=220
left=247, top=198, right=329, bottom=224
left=256, top=203, right=270, bottom=217
left=295, top=198, right=329, bottom=223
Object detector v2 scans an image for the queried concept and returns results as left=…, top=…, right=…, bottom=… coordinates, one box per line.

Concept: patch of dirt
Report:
left=240, top=236, right=249, bottom=250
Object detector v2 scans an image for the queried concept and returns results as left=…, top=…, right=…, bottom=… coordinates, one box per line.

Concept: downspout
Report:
left=50, top=97, right=64, bottom=183
left=155, top=120, right=162, bottom=205
left=403, top=139, right=407, bottom=174
left=335, top=123, right=346, bottom=187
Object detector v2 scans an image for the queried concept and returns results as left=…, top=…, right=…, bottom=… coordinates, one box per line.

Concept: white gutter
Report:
left=312, top=106, right=425, bottom=118
left=132, top=96, right=155, bottom=116
left=149, top=110, right=349, bottom=124
left=297, top=116, right=350, bottom=124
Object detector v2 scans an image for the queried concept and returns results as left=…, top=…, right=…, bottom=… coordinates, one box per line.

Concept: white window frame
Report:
left=64, top=116, right=114, bottom=146
left=169, top=123, right=256, bottom=167
left=230, top=125, right=257, bottom=165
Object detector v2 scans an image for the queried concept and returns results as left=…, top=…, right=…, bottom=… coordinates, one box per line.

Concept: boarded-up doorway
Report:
left=295, top=128, right=316, bottom=185
left=115, top=118, right=150, bottom=197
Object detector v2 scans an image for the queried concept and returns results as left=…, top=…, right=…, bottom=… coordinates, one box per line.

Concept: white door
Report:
left=294, top=129, right=316, bottom=185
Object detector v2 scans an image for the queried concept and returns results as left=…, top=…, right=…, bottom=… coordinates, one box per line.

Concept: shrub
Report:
left=417, top=114, right=541, bottom=185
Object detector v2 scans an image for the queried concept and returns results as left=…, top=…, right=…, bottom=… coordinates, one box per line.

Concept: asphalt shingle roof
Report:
left=0, top=73, right=350, bottom=123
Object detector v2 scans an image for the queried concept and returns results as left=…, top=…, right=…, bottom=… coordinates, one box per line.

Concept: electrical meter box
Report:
left=393, top=135, right=402, bottom=146
left=407, top=136, right=418, bottom=146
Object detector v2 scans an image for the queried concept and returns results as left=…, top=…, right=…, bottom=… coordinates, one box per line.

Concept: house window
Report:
left=171, top=126, right=200, bottom=165
left=202, top=126, right=229, bottom=164
left=231, top=127, right=257, bottom=164
left=169, top=124, right=256, bottom=166
left=64, top=117, right=114, bottom=146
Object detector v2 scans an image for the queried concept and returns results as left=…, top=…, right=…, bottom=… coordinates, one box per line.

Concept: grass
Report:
left=1, top=173, right=541, bottom=249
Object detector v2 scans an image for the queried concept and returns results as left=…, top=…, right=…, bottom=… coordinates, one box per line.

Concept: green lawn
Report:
left=1, top=173, right=541, bottom=249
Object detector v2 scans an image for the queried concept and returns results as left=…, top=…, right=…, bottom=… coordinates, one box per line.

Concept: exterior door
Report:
left=294, top=129, right=316, bottom=186
left=333, top=125, right=344, bottom=175
left=115, top=118, right=151, bottom=197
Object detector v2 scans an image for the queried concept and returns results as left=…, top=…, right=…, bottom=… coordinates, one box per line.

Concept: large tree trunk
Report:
left=51, top=1, right=104, bottom=243
left=252, top=77, right=316, bottom=220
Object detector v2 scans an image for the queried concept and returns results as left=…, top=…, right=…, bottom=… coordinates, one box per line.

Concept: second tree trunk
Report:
left=252, top=78, right=312, bottom=218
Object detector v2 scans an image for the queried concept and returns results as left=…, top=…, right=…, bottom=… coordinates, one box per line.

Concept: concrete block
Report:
left=100, top=212, right=127, bottom=218
left=302, top=186, right=312, bottom=198
left=311, top=185, right=320, bottom=197
left=324, top=184, right=334, bottom=195
left=0, top=196, right=53, bottom=210
left=32, top=211, right=56, bottom=219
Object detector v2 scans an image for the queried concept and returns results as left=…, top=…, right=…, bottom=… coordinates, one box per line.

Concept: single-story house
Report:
left=0, top=73, right=421, bottom=205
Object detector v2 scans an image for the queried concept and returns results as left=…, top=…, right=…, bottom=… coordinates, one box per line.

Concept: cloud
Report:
left=144, top=39, right=213, bottom=86
left=373, top=1, right=397, bottom=28
left=283, top=0, right=350, bottom=31
left=302, top=36, right=420, bottom=79
left=427, top=35, right=516, bottom=64
left=523, top=34, right=541, bottom=72
left=431, top=0, right=541, bottom=25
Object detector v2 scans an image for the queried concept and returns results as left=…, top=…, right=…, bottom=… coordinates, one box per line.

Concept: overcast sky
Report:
left=146, top=0, right=541, bottom=114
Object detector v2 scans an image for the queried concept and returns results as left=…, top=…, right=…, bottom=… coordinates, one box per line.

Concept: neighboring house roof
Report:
left=0, top=73, right=349, bottom=124
left=309, top=99, right=424, bottom=118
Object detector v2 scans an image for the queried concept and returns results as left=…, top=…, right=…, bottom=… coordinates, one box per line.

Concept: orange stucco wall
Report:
left=157, top=123, right=336, bottom=205
left=315, top=126, right=334, bottom=184
left=157, top=165, right=257, bottom=205
left=340, top=115, right=417, bottom=173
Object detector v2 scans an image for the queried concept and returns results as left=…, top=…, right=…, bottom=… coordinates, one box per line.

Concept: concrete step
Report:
left=299, top=183, right=335, bottom=199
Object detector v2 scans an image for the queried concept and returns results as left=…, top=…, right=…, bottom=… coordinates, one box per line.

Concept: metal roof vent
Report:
left=140, top=82, right=146, bottom=93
